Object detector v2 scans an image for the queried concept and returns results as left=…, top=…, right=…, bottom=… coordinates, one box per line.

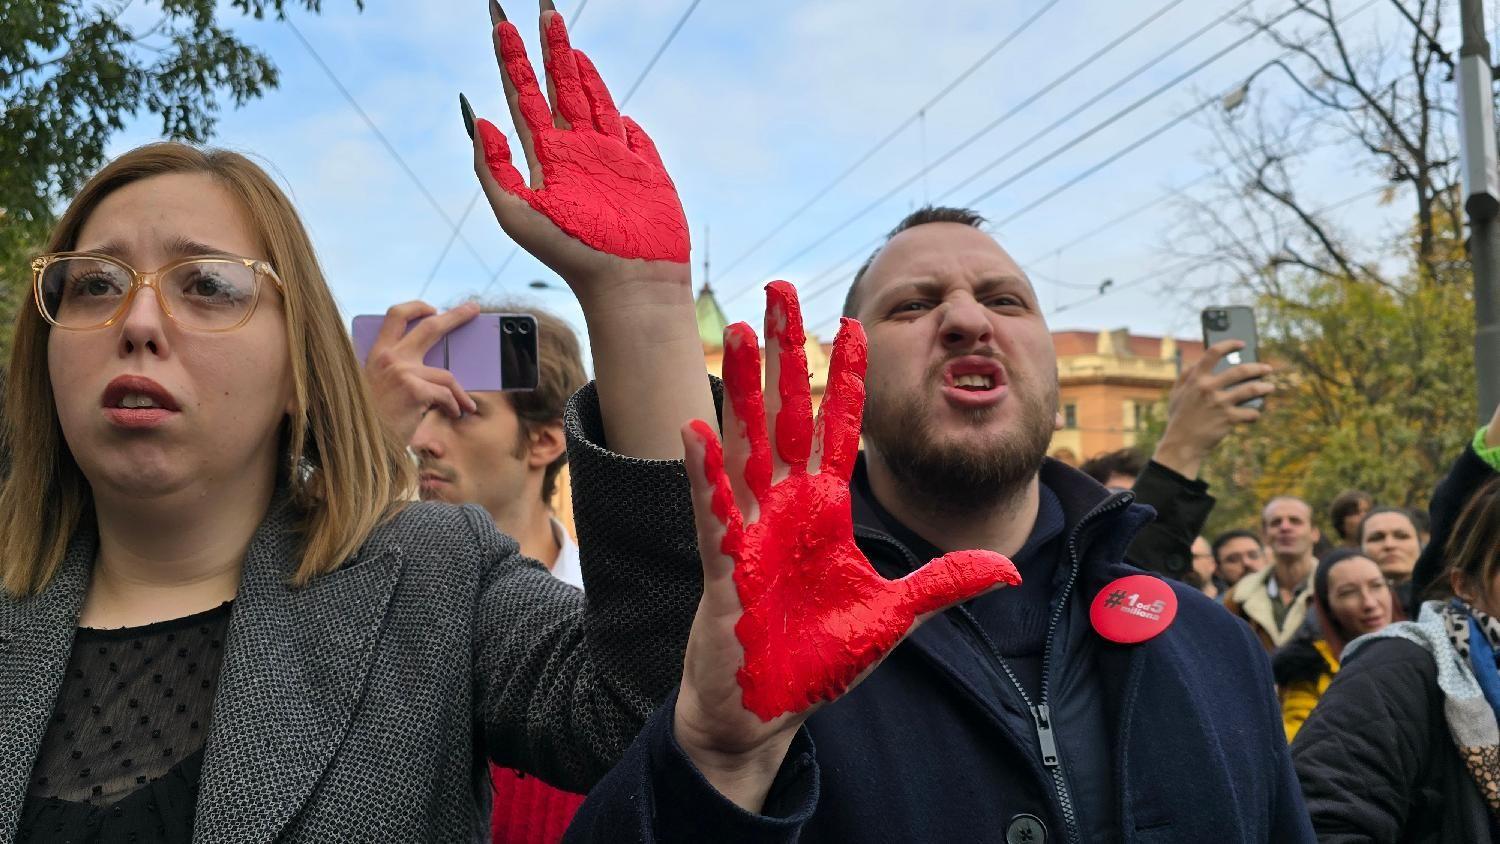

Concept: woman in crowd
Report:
left=0, top=4, right=726, bottom=838
left=1292, top=476, right=1500, bottom=841
left=1361, top=506, right=1423, bottom=608
left=1273, top=548, right=1394, bottom=741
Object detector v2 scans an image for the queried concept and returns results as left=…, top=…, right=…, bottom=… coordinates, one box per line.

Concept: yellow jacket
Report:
left=1281, top=638, right=1339, bottom=742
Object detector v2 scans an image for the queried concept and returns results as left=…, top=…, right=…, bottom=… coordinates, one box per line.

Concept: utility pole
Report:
left=1459, top=0, right=1500, bottom=421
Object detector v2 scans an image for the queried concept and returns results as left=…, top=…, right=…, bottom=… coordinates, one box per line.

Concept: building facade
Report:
left=1048, top=329, right=1203, bottom=466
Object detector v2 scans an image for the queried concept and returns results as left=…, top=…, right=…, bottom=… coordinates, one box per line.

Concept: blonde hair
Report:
left=0, top=143, right=414, bottom=596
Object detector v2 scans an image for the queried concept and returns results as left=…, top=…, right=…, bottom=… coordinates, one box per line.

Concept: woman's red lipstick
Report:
left=101, top=375, right=181, bottom=430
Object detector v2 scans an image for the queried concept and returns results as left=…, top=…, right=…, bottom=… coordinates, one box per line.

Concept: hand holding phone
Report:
left=353, top=311, right=538, bottom=393
left=355, top=302, right=484, bottom=445
left=1201, top=307, right=1265, bottom=409
left=1149, top=309, right=1275, bottom=480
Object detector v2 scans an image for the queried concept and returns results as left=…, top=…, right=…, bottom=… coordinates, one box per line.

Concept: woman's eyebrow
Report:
left=80, top=237, right=234, bottom=261
left=165, top=235, right=233, bottom=257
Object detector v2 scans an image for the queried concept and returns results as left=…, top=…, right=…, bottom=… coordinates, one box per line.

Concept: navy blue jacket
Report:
left=568, top=459, right=1312, bottom=843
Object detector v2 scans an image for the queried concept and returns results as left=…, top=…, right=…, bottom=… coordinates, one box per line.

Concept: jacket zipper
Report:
left=860, top=490, right=1133, bottom=844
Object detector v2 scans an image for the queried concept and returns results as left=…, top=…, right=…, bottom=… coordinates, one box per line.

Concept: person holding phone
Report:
left=367, top=300, right=592, bottom=843
left=1120, top=336, right=1275, bottom=582
left=365, top=301, right=587, bottom=588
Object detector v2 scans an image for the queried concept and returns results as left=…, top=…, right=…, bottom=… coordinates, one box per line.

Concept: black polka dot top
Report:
left=17, top=602, right=231, bottom=843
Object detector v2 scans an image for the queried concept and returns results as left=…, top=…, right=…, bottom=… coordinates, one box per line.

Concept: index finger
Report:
left=400, top=302, right=480, bottom=354
left=1193, top=339, right=1246, bottom=375
left=374, top=301, right=438, bottom=351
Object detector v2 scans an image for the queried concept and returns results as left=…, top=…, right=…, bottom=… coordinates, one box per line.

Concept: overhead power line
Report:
left=620, top=0, right=703, bottom=107
left=723, top=0, right=1263, bottom=306
left=1018, top=168, right=1221, bottom=266
left=713, top=0, right=1068, bottom=284
left=567, top=0, right=592, bottom=31
left=949, top=0, right=1313, bottom=208
left=286, top=19, right=499, bottom=281
left=776, top=0, right=1378, bottom=320
left=1048, top=183, right=1392, bottom=315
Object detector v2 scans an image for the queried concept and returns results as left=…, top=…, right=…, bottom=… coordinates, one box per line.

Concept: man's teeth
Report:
left=953, top=374, right=994, bottom=390
left=118, top=393, right=162, bottom=409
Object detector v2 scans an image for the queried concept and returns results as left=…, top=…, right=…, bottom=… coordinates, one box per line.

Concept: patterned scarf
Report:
left=1444, top=600, right=1500, bottom=814
left=1343, top=600, right=1500, bottom=817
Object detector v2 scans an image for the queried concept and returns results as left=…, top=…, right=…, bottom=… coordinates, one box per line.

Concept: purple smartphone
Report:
left=351, top=313, right=539, bottom=392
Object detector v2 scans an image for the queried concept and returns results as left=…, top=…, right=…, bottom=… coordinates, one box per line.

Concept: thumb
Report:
left=681, top=420, right=741, bottom=587
left=900, top=550, right=1021, bottom=618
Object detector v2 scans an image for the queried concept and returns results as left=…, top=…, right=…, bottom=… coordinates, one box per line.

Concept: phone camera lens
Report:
left=517, top=322, right=531, bottom=334
left=502, top=322, right=515, bottom=335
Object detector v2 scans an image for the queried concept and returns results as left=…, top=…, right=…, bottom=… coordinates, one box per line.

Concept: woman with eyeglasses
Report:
left=0, top=5, right=726, bottom=839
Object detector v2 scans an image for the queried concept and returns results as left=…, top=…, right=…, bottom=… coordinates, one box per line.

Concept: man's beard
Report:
left=863, top=369, right=1056, bottom=515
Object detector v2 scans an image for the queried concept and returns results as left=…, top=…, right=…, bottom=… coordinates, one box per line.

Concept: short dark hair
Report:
left=1211, top=529, right=1263, bottom=563
left=1356, top=506, right=1420, bottom=545
left=464, top=298, right=587, bottom=502
left=841, top=205, right=988, bottom=319
left=1328, top=489, right=1374, bottom=540
left=1079, top=448, right=1145, bottom=487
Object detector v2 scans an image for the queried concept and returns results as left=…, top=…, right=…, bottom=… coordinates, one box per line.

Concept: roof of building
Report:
left=1052, top=329, right=1204, bottom=362
left=695, top=283, right=730, bottom=350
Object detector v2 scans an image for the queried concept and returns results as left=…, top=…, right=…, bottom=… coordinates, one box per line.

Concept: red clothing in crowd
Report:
left=489, top=764, right=586, bottom=843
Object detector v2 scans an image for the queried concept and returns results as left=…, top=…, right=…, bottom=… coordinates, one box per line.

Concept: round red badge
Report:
left=1090, top=575, right=1178, bottom=644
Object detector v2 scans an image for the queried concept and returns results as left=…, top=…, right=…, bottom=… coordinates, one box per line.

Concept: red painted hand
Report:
left=469, top=7, right=689, bottom=284
left=690, top=282, right=1020, bottom=723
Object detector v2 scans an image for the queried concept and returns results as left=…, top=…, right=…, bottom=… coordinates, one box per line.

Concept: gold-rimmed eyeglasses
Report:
left=31, top=252, right=286, bottom=332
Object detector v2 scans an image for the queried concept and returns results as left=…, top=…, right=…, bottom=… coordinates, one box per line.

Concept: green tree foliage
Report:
left=1203, top=272, right=1474, bottom=537
left=0, top=0, right=359, bottom=359
left=1160, top=0, right=1483, bottom=539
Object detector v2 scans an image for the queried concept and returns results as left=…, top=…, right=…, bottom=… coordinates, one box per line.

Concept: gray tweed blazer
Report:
left=0, top=383, right=704, bottom=842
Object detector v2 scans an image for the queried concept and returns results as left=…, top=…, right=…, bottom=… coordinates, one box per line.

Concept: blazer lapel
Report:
left=0, top=528, right=94, bottom=842
left=192, top=503, right=404, bottom=843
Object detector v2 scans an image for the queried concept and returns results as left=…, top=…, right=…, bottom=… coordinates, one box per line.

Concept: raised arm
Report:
left=466, top=0, right=713, bottom=460
left=1127, top=340, right=1272, bottom=578
left=457, top=0, right=714, bottom=792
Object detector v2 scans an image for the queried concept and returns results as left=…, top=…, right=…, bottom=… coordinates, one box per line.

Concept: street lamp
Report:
left=1220, top=59, right=1317, bottom=113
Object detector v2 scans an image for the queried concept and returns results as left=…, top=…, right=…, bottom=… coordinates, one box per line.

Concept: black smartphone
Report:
left=1200, top=306, right=1263, bottom=410
left=351, top=313, right=540, bottom=392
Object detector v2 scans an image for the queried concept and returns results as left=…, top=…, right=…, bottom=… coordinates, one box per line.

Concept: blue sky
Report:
left=103, top=0, right=1431, bottom=363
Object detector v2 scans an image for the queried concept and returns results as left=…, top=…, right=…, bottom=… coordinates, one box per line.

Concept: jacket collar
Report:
left=1228, top=562, right=1313, bottom=647
left=0, top=495, right=406, bottom=844
left=192, top=498, right=405, bottom=843
left=851, top=453, right=1152, bottom=587
left=847, top=453, right=1156, bottom=741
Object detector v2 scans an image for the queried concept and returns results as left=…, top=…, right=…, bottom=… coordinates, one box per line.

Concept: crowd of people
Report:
left=2, top=2, right=1499, bottom=842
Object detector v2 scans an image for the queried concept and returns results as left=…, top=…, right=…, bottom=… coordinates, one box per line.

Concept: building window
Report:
left=1063, top=403, right=1077, bottom=429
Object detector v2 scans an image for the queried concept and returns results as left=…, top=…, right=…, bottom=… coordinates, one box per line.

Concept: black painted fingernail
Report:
left=489, top=0, right=506, bottom=25
left=459, top=93, right=475, bottom=140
